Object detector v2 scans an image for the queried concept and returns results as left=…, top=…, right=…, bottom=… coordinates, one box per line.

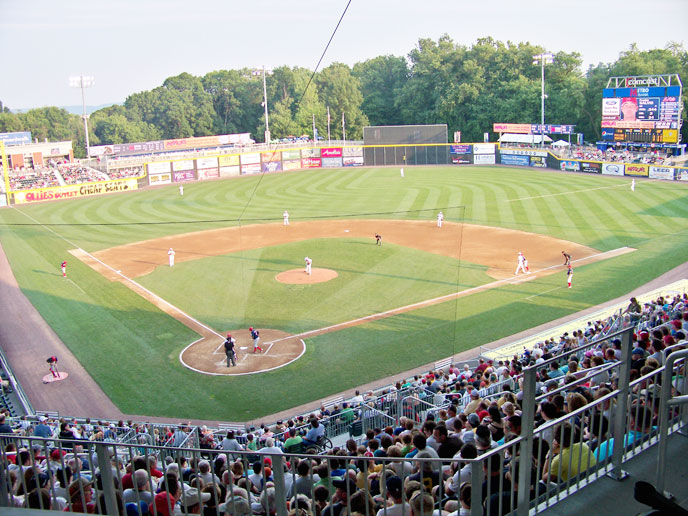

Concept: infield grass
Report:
left=1, top=166, right=688, bottom=420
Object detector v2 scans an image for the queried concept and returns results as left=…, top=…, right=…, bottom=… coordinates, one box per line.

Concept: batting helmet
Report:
left=249, top=327, right=253, bottom=331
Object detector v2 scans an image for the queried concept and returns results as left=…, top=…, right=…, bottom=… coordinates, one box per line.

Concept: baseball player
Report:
left=631, top=179, right=635, bottom=192
left=567, top=265, right=573, bottom=288
left=249, top=327, right=263, bottom=353
left=283, top=210, right=289, bottom=226
left=61, top=261, right=67, bottom=278
left=304, top=256, right=312, bottom=275
left=168, top=248, right=175, bottom=267
left=400, top=167, right=404, bottom=178
left=523, top=254, right=530, bottom=273
left=224, top=333, right=237, bottom=367
left=515, top=252, right=527, bottom=275
left=562, top=251, right=571, bottom=266
left=375, top=233, right=382, bottom=246
left=179, top=184, right=184, bottom=196
left=47, top=356, right=59, bottom=378
left=437, top=211, right=444, bottom=228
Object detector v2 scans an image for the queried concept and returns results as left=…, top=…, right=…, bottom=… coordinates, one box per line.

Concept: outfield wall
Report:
left=5, top=143, right=688, bottom=204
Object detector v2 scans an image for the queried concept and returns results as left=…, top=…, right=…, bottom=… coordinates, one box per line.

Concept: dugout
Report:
left=363, top=124, right=449, bottom=166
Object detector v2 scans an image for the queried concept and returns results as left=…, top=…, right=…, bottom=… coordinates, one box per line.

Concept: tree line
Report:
left=1, top=37, right=686, bottom=158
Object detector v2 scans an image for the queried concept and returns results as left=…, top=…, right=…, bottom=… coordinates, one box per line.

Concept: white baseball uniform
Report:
left=179, top=185, right=184, bottom=196
left=515, top=252, right=527, bottom=275
left=437, top=211, right=444, bottom=228
left=631, top=179, right=635, bottom=191
left=168, top=248, right=175, bottom=267
left=305, top=257, right=312, bottom=275
left=400, top=168, right=404, bottom=178
left=283, top=211, right=289, bottom=225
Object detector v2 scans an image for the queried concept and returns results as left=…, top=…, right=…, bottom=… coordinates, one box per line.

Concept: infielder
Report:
left=249, top=327, right=263, bottom=353
left=515, top=252, right=527, bottom=275
left=224, top=333, right=237, bottom=367
left=523, top=254, right=530, bottom=273
left=375, top=233, right=382, bottom=246
left=562, top=251, right=571, bottom=266
left=437, top=211, right=444, bottom=228
left=61, top=260, right=67, bottom=278
left=304, top=256, right=312, bottom=275
left=168, top=248, right=175, bottom=267
left=283, top=210, right=289, bottom=225
left=567, top=265, right=573, bottom=288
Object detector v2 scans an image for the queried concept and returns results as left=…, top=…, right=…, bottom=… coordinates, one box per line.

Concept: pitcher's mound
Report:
left=276, top=268, right=338, bottom=284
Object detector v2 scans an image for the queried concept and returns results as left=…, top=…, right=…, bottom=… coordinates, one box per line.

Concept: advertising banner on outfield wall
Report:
left=473, top=154, right=496, bottom=165
left=501, top=149, right=548, bottom=157
left=261, top=151, right=282, bottom=163
left=219, top=166, right=240, bottom=177
left=649, top=166, right=675, bottom=180
left=493, top=123, right=532, bottom=134
left=451, top=154, right=473, bottom=164
left=560, top=160, right=580, bottom=172
left=602, top=163, right=624, bottom=176
left=172, top=160, right=195, bottom=172
left=302, top=157, right=322, bottom=168
left=473, top=143, right=496, bottom=154
left=282, top=160, right=302, bottom=170
left=149, top=173, right=172, bottom=185
left=218, top=155, right=240, bottom=166
left=241, top=163, right=261, bottom=174
left=450, top=144, right=472, bottom=154
left=196, top=157, right=218, bottom=169
left=147, top=161, right=171, bottom=174
left=500, top=154, right=529, bottom=166
left=241, top=153, right=261, bottom=165
left=322, top=157, right=344, bottom=168
left=343, top=156, right=364, bottom=167
left=530, top=156, right=546, bottom=167
left=625, top=164, right=650, bottom=177
left=173, top=171, right=195, bottom=182
left=321, top=147, right=343, bottom=158
left=302, top=148, right=321, bottom=158
left=580, top=162, right=602, bottom=174
left=197, top=169, right=220, bottom=180
left=261, top=161, right=283, bottom=172
left=282, top=149, right=302, bottom=161
left=342, top=146, right=363, bottom=157
left=13, top=179, right=138, bottom=204
left=677, top=169, right=688, bottom=181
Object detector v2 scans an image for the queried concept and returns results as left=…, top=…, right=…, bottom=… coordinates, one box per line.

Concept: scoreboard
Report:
left=601, top=75, right=682, bottom=144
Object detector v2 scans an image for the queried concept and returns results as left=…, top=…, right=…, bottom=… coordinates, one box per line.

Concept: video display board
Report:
left=601, top=76, right=682, bottom=143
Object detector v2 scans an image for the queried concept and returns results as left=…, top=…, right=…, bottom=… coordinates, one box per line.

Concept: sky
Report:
left=1, top=0, right=686, bottom=111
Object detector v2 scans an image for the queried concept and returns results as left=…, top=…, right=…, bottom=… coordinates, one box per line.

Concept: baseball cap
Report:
left=68, top=478, right=92, bottom=499
left=332, top=478, right=357, bottom=493
left=227, top=333, right=231, bottom=338
left=249, top=327, right=253, bottom=331
left=632, top=348, right=645, bottom=356
left=385, top=476, right=403, bottom=498
left=180, top=487, right=211, bottom=508
left=38, top=416, right=47, bottom=422
left=467, top=413, right=480, bottom=427
left=470, top=390, right=480, bottom=398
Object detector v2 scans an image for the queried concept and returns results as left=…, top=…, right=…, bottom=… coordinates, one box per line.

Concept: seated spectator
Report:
left=303, top=419, right=325, bottom=448
left=595, top=403, right=654, bottom=461
left=542, top=422, right=596, bottom=482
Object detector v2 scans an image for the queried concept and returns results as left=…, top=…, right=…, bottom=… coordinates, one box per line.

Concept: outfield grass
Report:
left=1, top=166, right=688, bottom=421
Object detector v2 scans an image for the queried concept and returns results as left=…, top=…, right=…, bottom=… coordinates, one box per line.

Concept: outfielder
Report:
left=567, top=265, right=573, bottom=288
left=515, top=252, right=527, bottom=275
left=249, top=327, right=263, bottom=353
left=224, top=333, right=237, bottom=367
left=168, top=248, right=175, bottom=267
left=61, top=261, right=67, bottom=278
left=283, top=210, right=289, bottom=225
left=400, top=167, right=404, bottom=178
left=179, top=184, right=184, bottom=196
left=631, top=179, right=635, bottom=192
left=304, top=256, right=312, bottom=275
left=437, top=211, right=444, bottom=228
left=375, top=233, right=382, bottom=246
left=562, top=251, right=571, bottom=266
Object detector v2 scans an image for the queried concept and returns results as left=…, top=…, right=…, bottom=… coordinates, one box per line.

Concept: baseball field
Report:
left=1, top=165, right=687, bottom=422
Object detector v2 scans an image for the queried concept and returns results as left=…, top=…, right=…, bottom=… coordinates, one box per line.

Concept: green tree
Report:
left=353, top=55, right=409, bottom=126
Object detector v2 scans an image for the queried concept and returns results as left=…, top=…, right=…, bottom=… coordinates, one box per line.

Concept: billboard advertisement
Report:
left=501, top=149, right=548, bottom=157
left=530, top=156, right=546, bottom=168
left=147, top=161, right=171, bottom=174
left=343, top=146, right=363, bottom=157
left=0, top=131, right=32, bottom=146
left=677, top=169, right=688, bottom=181
left=322, top=157, right=343, bottom=168
left=625, top=164, right=649, bottom=177
left=580, top=162, right=602, bottom=174
left=321, top=147, right=343, bottom=158
left=261, top=161, right=283, bottom=172
left=451, top=155, right=472, bottom=165
left=13, top=179, right=138, bottom=204
left=302, top=157, right=321, bottom=168
left=261, top=151, right=282, bottom=163
left=560, top=160, right=580, bottom=172
left=219, top=166, right=240, bottom=177
left=240, top=153, right=261, bottom=165
left=149, top=173, right=172, bottom=185
left=197, top=169, right=220, bottom=180
left=343, top=156, right=364, bottom=167
left=302, top=148, right=321, bottom=158
left=282, top=160, right=302, bottom=170
left=602, top=163, right=624, bottom=176
left=450, top=144, right=472, bottom=154
left=173, top=171, right=195, bottom=182
left=172, top=160, right=195, bottom=172
left=196, top=157, right=218, bottom=169
left=493, top=123, right=531, bottom=134
left=218, top=155, right=240, bottom=166
left=241, top=163, right=261, bottom=174
left=473, top=143, right=496, bottom=154
left=648, top=166, right=675, bottom=180
left=473, top=154, right=496, bottom=165
left=282, top=149, right=302, bottom=161
left=500, top=154, right=529, bottom=166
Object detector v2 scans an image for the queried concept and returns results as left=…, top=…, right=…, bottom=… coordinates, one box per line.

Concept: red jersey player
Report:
left=61, top=261, right=67, bottom=278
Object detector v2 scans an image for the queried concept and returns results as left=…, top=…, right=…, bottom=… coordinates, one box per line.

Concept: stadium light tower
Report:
left=69, top=75, right=95, bottom=157
left=532, top=53, right=554, bottom=147
left=252, top=67, right=272, bottom=143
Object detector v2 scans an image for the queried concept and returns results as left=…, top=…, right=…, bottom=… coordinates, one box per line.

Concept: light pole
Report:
left=532, top=53, right=553, bottom=147
left=69, top=75, right=95, bottom=157
left=252, top=67, right=272, bottom=144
